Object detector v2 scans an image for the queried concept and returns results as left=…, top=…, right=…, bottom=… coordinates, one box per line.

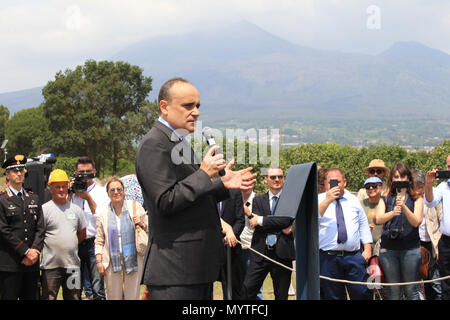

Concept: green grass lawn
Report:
left=212, top=273, right=297, bottom=300
left=59, top=273, right=297, bottom=300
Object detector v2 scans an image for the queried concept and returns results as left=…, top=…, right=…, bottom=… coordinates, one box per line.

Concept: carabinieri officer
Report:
left=0, top=154, right=45, bottom=300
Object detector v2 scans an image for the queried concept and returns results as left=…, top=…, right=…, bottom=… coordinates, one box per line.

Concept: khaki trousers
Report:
left=104, top=256, right=143, bottom=300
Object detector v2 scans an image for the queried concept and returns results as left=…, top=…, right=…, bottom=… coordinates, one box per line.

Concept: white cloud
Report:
left=0, top=0, right=450, bottom=92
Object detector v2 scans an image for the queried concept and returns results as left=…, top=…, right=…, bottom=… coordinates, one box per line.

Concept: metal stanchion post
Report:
left=226, top=245, right=232, bottom=300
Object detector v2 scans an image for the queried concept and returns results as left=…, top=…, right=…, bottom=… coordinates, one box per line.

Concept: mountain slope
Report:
left=1, top=21, right=450, bottom=122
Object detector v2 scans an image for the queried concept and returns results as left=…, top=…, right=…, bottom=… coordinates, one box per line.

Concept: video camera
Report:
left=70, top=172, right=95, bottom=193
left=23, top=153, right=56, bottom=205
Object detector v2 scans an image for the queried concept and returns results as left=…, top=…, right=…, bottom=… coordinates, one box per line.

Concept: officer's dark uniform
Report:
left=0, top=155, right=45, bottom=300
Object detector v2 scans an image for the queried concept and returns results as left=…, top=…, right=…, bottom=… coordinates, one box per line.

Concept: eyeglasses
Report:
left=447, top=164, right=450, bottom=169
left=269, top=175, right=284, bottom=180
left=109, top=187, right=123, bottom=194
left=77, top=170, right=94, bottom=174
left=364, top=183, right=382, bottom=190
left=369, top=169, right=384, bottom=175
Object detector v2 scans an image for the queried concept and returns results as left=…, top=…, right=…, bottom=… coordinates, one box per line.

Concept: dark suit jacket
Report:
left=136, top=121, right=230, bottom=286
left=220, top=189, right=245, bottom=254
left=251, top=192, right=295, bottom=262
left=0, top=188, right=45, bottom=272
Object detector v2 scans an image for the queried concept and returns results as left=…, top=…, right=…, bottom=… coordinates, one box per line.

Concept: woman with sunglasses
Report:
left=357, top=159, right=390, bottom=201
left=94, top=177, right=148, bottom=300
left=360, top=177, right=384, bottom=255
left=374, top=162, right=423, bottom=300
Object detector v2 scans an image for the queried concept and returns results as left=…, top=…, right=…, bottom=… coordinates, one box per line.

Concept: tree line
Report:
left=1, top=60, right=158, bottom=175
left=0, top=59, right=449, bottom=191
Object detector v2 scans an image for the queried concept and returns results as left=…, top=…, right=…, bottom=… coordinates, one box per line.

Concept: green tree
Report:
left=0, top=105, right=9, bottom=145
left=5, top=105, right=50, bottom=157
left=41, top=60, right=153, bottom=175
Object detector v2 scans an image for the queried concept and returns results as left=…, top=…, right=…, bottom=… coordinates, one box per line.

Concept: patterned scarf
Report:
left=107, top=202, right=138, bottom=274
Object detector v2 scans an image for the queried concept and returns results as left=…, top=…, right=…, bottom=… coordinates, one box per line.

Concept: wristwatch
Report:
left=95, top=259, right=102, bottom=264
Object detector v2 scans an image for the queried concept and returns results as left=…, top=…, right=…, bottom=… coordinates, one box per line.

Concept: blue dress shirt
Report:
left=424, top=180, right=450, bottom=236
left=158, top=117, right=183, bottom=141
left=318, top=190, right=373, bottom=251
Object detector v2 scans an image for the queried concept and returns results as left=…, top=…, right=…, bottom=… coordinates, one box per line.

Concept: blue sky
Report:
left=1, top=0, right=449, bottom=93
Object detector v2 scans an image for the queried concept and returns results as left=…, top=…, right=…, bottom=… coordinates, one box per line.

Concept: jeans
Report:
left=81, top=265, right=92, bottom=297
left=78, top=238, right=105, bottom=300
left=379, top=247, right=421, bottom=300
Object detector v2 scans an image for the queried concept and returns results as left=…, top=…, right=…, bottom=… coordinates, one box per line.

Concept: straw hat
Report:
left=364, top=159, right=390, bottom=175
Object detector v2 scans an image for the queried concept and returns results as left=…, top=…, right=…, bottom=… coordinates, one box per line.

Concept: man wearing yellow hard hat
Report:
left=0, top=154, right=44, bottom=300
left=39, top=169, right=87, bottom=300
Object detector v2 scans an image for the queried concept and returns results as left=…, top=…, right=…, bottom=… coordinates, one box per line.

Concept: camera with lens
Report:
left=70, top=172, right=95, bottom=193
left=388, top=228, right=403, bottom=240
left=23, top=153, right=57, bottom=205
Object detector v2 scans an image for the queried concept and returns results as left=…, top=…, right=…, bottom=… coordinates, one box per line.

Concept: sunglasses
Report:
left=77, top=170, right=94, bottom=174
left=109, top=187, right=123, bottom=194
left=269, top=175, right=284, bottom=180
left=369, top=169, right=384, bottom=175
left=365, top=183, right=382, bottom=190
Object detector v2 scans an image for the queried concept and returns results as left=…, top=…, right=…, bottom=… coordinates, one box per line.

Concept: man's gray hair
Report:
left=412, top=169, right=425, bottom=185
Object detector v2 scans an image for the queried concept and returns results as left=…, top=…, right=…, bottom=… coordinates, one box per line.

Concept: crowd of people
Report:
left=0, top=155, right=149, bottom=300
left=0, top=77, right=449, bottom=301
left=317, top=157, right=449, bottom=300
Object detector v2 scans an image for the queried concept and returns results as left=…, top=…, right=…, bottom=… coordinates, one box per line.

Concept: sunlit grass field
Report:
left=73, top=273, right=297, bottom=300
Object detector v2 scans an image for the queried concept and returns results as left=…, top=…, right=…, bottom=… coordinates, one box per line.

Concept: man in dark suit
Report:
left=217, top=189, right=246, bottom=299
left=135, top=78, right=256, bottom=300
left=241, top=167, right=295, bottom=300
left=0, top=154, right=45, bottom=300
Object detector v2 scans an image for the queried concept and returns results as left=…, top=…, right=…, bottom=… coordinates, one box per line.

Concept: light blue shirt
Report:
left=8, top=186, right=24, bottom=198
left=318, top=190, right=373, bottom=251
left=424, top=180, right=450, bottom=236
left=158, top=117, right=183, bottom=141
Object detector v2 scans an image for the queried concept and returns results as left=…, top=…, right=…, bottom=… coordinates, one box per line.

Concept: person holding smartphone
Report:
left=374, top=162, right=423, bottom=300
left=318, top=168, right=373, bottom=300
left=425, top=155, right=450, bottom=299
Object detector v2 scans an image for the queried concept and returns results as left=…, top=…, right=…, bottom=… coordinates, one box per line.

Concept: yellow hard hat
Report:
left=48, top=169, right=70, bottom=185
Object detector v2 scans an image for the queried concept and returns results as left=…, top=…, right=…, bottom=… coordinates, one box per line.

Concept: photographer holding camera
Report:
left=374, top=162, right=423, bottom=300
left=318, top=168, right=373, bottom=300
left=70, top=156, right=109, bottom=300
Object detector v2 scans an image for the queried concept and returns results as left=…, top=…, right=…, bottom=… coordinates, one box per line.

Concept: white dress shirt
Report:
left=257, top=190, right=282, bottom=226
left=424, top=181, right=450, bottom=236
left=318, top=190, right=373, bottom=251
left=239, top=191, right=256, bottom=249
left=72, top=183, right=109, bottom=239
left=419, top=202, right=431, bottom=242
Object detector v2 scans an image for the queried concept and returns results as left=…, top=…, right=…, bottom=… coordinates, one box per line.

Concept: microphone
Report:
left=202, top=127, right=225, bottom=176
